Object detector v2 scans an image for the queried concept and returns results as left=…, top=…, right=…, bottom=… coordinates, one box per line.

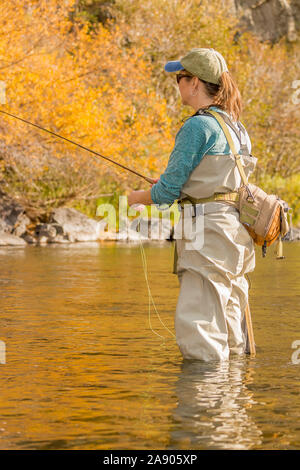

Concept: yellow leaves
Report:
left=0, top=0, right=299, bottom=218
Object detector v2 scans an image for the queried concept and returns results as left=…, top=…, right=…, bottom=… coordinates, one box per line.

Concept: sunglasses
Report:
left=176, top=74, right=193, bottom=84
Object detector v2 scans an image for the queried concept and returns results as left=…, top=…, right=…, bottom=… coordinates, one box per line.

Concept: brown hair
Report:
left=179, top=69, right=242, bottom=121
left=201, top=71, right=242, bottom=121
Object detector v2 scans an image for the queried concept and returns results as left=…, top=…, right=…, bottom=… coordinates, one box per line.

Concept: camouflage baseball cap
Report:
left=164, top=48, right=228, bottom=85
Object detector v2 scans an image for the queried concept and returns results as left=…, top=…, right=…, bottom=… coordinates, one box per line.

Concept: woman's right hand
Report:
left=149, top=177, right=160, bottom=187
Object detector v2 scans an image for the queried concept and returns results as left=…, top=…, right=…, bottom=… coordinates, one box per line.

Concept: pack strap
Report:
left=206, top=109, right=249, bottom=187
left=217, top=113, right=250, bottom=156
left=195, top=108, right=250, bottom=154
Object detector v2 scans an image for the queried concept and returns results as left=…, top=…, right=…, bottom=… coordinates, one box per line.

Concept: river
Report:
left=0, top=241, right=299, bottom=449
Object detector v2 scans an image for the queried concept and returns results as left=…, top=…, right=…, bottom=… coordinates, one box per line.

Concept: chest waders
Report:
left=173, top=109, right=257, bottom=361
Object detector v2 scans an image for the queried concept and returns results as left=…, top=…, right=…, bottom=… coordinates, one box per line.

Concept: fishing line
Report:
left=137, top=228, right=175, bottom=341
left=139, top=238, right=165, bottom=341
left=139, top=238, right=176, bottom=341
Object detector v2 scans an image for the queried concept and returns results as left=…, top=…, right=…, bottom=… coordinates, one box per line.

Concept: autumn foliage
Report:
left=0, top=0, right=299, bottom=221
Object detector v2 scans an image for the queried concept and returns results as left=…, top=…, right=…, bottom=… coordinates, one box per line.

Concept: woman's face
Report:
left=177, top=73, right=197, bottom=106
left=176, top=73, right=214, bottom=111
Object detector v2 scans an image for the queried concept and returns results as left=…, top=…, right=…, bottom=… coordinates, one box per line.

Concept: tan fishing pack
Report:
left=206, top=110, right=290, bottom=257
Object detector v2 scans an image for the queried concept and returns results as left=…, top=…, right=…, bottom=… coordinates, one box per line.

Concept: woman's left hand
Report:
left=128, top=189, right=154, bottom=206
left=128, top=190, right=143, bottom=206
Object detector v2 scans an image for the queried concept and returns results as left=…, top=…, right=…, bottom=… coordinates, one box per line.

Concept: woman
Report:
left=128, top=48, right=257, bottom=361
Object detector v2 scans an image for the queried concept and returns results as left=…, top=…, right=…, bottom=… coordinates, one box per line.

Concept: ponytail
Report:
left=201, top=71, right=243, bottom=121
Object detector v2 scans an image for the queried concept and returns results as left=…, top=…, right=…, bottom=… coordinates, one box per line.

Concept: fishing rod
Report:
left=0, top=109, right=155, bottom=185
left=0, top=109, right=174, bottom=342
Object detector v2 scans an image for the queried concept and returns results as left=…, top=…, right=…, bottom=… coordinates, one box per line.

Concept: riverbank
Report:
left=0, top=189, right=299, bottom=246
left=0, top=189, right=174, bottom=245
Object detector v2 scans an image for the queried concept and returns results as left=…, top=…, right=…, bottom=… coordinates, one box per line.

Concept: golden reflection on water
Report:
left=0, top=241, right=299, bottom=449
left=170, top=359, right=262, bottom=450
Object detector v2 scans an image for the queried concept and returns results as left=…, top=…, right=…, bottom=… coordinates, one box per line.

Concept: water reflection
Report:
left=170, top=358, right=263, bottom=450
left=0, top=242, right=299, bottom=449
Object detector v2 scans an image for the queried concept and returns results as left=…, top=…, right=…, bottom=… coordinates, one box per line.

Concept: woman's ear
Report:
left=190, top=77, right=200, bottom=96
left=193, top=77, right=200, bottom=87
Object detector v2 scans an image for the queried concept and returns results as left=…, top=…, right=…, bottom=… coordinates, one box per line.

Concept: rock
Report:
left=233, top=0, right=298, bottom=43
left=0, top=232, right=27, bottom=246
left=292, top=0, right=300, bottom=29
left=128, top=217, right=173, bottom=241
left=49, top=207, right=107, bottom=242
left=21, top=233, right=37, bottom=244
left=33, top=223, right=66, bottom=244
left=0, top=218, right=8, bottom=233
left=0, top=190, right=31, bottom=244
left=52, top=223, right=64, bottom=236
left=37, top=236, right=49, bottom=245
left=35, top=223, right=57, bottom=240
left=0, top=191, right=30, bottom=236
left=108, top=216, right=173, bottom=242
left=52, top=234, right=72, bottom=244
left=13, top=212, right=31, bottom=237
left=283, top=226, right=300, bottom=241
left=98, top=231, right=118, bottom=241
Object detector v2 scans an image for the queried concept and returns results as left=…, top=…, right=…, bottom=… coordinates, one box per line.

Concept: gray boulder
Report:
left=233, top=0, right=298, bottom=43
left=0, top=191, right=30, bottom=237
left=34, top=223, right=68, bottom=244
left=49, top=207, right=107, bottom=242
left=283, top=226, right=300, bottom=241
left=0, top=232, right=26, bottom=246
left=129, top=217, right=173, bottom=241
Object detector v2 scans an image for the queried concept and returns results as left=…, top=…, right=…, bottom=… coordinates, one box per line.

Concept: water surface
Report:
left=0, top=241, right=299, bottom=449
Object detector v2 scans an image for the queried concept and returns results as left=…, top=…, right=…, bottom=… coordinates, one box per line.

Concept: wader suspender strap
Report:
left=217, top=113, right=250, bottom=156
left=195, top=108, right=250, bottom=155
left=206, top=109, right=249, bottom=187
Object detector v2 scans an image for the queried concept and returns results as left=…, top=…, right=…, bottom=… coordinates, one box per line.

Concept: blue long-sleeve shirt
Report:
left=151, top=106, right=251, bottom=205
